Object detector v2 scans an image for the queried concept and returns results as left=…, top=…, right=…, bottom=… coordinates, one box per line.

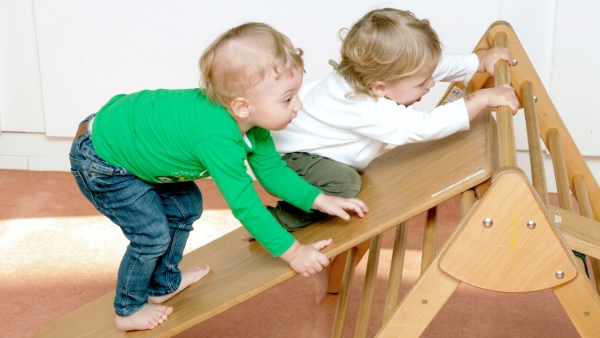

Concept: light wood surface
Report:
left=420, top=208, right=437, bottom=274
left=382, top=222, right=408, bottom=323
left=377, top=20, right=600, bottom=337
left=331, top=246, right=358, bottom=338
left=522, top=80, right=550, bottom=206
left=354, top=235, right=382, bottom=338
left=479, top=21, right=600, bottom=221
left=377, top=169, right=600, bottom=337
left=440, top=169, right=577, bottom=292
left=552, top=205, right=600, bottom=260
left=36, top=104, right=494, bottom=337
left=572, top=173, right=600, bottom=292
left=553, top=269, right=600, bottom=338
left=493, top=31, right=517, bottom=167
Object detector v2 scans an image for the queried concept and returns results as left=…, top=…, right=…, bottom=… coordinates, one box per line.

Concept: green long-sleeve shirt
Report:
left=92, top=88, right=321, bottom=256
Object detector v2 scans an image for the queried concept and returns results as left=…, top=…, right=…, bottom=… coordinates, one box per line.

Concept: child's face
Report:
left=246, top=68, right=304, bottom=131
left=377, top=62, right=436, bottom=107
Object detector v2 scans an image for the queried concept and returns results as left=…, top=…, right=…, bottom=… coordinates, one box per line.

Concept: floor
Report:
left=1, top=169, right=591, bottom=337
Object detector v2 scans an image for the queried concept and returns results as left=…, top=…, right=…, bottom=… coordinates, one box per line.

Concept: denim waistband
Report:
left=75, top=115, right=95, bottom=139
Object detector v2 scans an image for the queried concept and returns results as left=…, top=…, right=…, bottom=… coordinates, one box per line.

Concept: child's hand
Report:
left=478, top=47, right=514, bottom=76
left=311, top=194, right=369, bottom=221
left=482, top=85, right=520, bottom=113
left=464, top=84, right=519, bottom=120
left=280, top=239, right=332, bottom=277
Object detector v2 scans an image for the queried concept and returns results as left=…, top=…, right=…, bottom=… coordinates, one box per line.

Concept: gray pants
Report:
left=269, top=152, right=362, bottom=231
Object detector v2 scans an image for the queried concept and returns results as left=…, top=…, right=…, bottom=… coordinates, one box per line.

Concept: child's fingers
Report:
left=335, top=209, right=351, bottom=220
left=348, top=198, right=369, bottom=212
left=318, top=255, right=330, bottom=267
left=345, top=199, right=368, bottom=217
left=315, top=252, right=330, bottom=267
left=492, top=47, right=513, bottom=63
left=312, top=238, right=333, bottom=251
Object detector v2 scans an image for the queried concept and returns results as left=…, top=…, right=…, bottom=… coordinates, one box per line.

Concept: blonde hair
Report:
left=337, top=8, right=442, bottom=98
left=199, top=22, right=304, bottom=109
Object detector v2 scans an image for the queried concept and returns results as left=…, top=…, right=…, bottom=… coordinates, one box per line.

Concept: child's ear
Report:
left=370, top=81, right=387, bottom=98
left=230, top=97, right=251, bottom=119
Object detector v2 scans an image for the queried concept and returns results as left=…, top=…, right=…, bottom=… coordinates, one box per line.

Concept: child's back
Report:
left=269, top=7, right=518, bottom=233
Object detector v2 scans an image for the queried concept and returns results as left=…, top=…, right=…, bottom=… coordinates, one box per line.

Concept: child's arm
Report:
left=433, top=49, right=514, bottom=85
left=278, top=194, right=368, bottom=277
left=464, top=48, right=519, bottom=121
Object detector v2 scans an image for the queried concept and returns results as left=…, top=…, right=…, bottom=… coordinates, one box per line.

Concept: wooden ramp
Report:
left=36, top=100, right=495, bottom=337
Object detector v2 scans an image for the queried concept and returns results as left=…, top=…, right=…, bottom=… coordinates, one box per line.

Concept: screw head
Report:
left=527, top=220, right=536, bottom=229
left=555, top=270, right=565, bottom=279
left=483, top=218, right=493, bottom=228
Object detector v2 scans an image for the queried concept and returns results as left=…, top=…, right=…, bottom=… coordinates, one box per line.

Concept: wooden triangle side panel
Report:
left=439, top=168, right=577, bottom=292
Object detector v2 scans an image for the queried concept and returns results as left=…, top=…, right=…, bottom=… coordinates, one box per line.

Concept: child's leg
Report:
left=69, top=126, right=206, bottom=331
left=271, top=152, right=362, bottom=231
left=274, top=153, right=361, bottom=303
left=147, top=181, right=210, bottom=304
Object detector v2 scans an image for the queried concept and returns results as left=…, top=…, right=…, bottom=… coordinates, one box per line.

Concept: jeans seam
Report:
left=164, top=194, right=189, bottom=292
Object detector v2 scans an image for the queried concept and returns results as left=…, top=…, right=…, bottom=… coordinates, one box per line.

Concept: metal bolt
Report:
left=527, top=220, right=536, bottom=229
left=512, top=59, right=518, bottom=66
left=533, top=96, right=538, bottom=102
left=483, top=218, right=493, bottom=228
left=555, top=270, right=565, bottom=279
left=422, top=299, right=428, bottom=304
left=584, top=311, right=590, bottom=317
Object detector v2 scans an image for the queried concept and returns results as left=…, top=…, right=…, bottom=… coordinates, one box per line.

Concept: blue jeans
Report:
left=68, top=114, right=203, bottom=316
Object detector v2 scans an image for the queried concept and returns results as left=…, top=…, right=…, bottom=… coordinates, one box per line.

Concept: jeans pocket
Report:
left=71, top=169, right=100, bottom=209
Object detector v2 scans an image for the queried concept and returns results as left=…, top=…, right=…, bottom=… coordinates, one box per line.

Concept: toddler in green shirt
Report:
left=69, top=22, right=368, bottom=332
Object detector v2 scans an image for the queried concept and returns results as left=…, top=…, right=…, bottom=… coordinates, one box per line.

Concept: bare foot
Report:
left=240, top=229, right=254, bottom=241
left=148, top=265, right=211, bottom=304
left=115, top=304, right=173, bottom=331
left=312, top=265, right=331, bottom=304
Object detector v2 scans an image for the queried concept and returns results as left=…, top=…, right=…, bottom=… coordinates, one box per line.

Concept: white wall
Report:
left=1, top=0, right=599, bottom=192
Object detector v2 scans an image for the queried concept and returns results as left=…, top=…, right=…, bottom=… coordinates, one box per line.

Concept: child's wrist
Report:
left=280, top=240, right=300, bottom=263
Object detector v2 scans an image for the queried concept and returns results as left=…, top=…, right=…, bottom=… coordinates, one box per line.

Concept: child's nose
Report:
left=294, top=98, right=303, bottom=112
left=426, top=78, right=435, bottom=89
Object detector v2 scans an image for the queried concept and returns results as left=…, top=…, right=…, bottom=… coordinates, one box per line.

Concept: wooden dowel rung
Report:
left=331, top=246, right=359, bottom=338
left=354, top=235, right=382, bottom=338
left=383, top=222, right=408, bottom=323
left=574, top=174, right=594, bottom=219
left=547, top=129, right=588, bottom=273
left=421, top=208, right=437, bottom=274
left=522, top=81, right=549, bottom=207
left=461, top=189, right=475, bottom=218
left=496, top=107, right=517, bottom=167
left=547, top=128, right=574, bottom=211
left=495, top=62, right=510, bottom=86
left=493, top=31, right=517, bottom=167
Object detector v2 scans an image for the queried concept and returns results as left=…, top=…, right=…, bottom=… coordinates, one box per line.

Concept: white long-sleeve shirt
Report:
left=271, top=53, right=479, bottom=170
